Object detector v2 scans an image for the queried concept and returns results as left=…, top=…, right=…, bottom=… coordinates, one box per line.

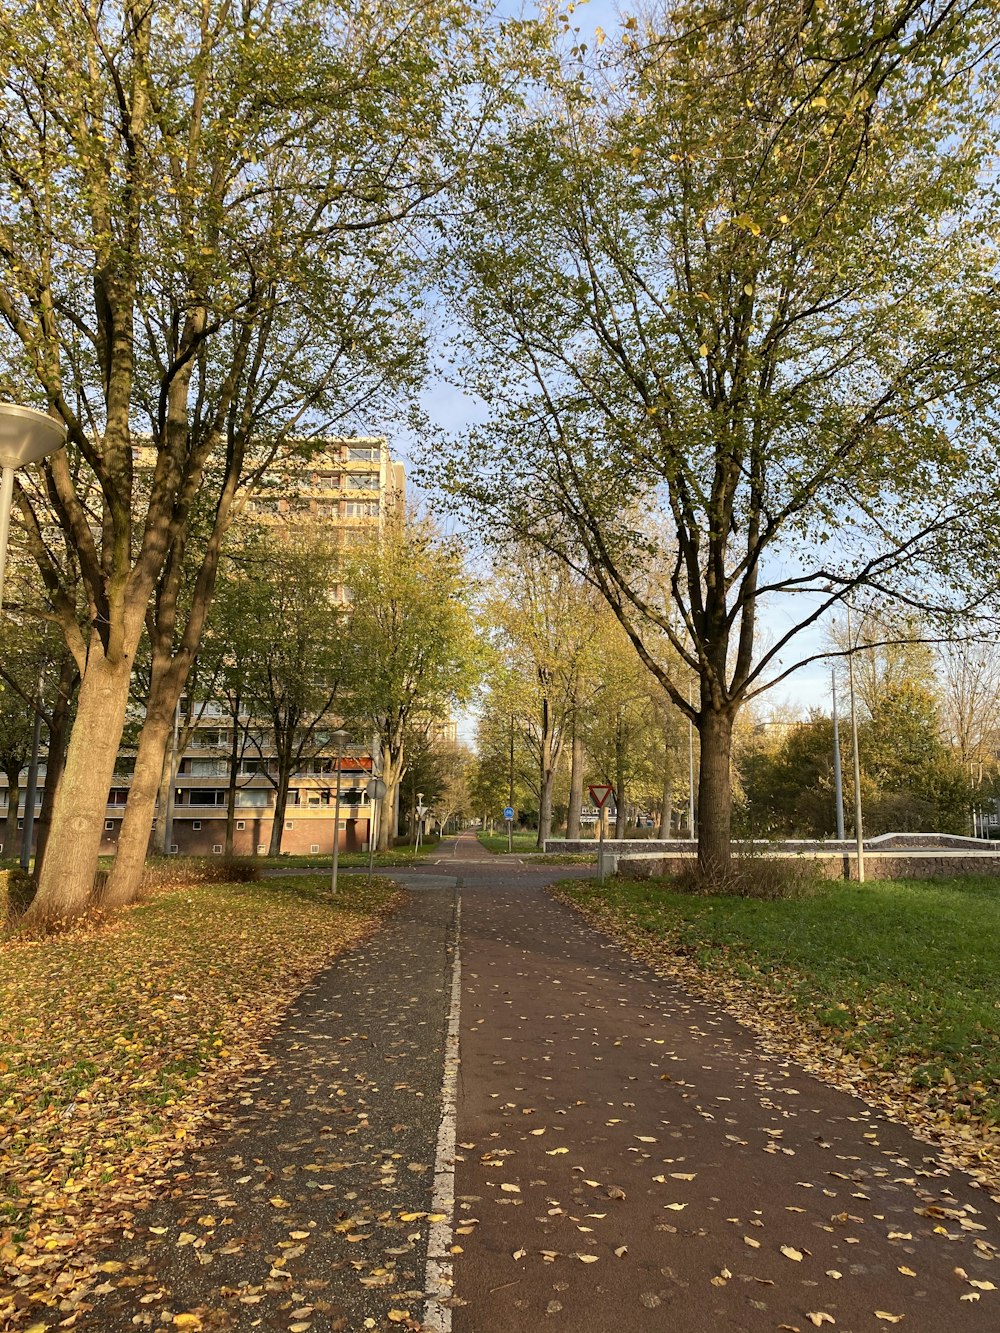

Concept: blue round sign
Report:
left=503, top=806, right=515, bottom=821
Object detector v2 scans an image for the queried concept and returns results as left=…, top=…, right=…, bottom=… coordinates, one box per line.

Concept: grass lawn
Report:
left=0, top=872, right=400, bottom=1322
left=555, top=873, right=1000, bottom=1137
left=476, top=830, right=544, bottom=854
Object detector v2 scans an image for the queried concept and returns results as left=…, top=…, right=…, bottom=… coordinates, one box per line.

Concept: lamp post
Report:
left=330, top=728, right=350, bottom=895
left=831, top=667, right=846, bottom=841
left=846, top=603, right=866, bottom=884
left=687, top=681, right=696, bottom=840
left=0, top=404, right=67, bottom=613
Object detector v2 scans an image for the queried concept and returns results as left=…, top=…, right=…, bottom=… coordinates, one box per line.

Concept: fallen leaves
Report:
left=806, top=1314, right=834, bottom=1328
left=874, top=1314, right=904, bottom=1324
left=781, top=1246, right=805, bottom=1262
left=0, top=874, right=401, bottom=1326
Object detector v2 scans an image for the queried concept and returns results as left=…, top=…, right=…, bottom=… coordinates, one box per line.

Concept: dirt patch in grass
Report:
left=0, top=874, right=400, bottom=1324
left=552, top=873, right=1000, bottom=1191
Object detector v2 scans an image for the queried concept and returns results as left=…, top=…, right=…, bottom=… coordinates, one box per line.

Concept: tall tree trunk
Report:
left=536, top=697, right=554, bottom=848
left=151, top=743, right=174, bottom=856
left=26, top=653, right=134, bottom=927
left=103, top=655, right=188, bottom=908
left=225, top=695, right=241, bottom=858
left=657, top=767, right=673, bottom=840
left=566, top=720, right=583, bottom=839
left=34, top=658, right=77, bottom=880
left=377, top=739, right=403, bottom=851
left=696, top=707, right=733, bottom=884
left=3, top=767, right=20, bottom=861
left=614, top=708, right=627, bottom=839
left=101, top=707, right=176, bottom=911
left=271, top=719, right=302, bottom=856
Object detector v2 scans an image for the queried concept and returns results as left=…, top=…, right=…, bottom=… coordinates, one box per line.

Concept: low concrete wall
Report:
left=616, top=851, right=1000, bottom=882
left=543, top=835, right=1000, bottom=881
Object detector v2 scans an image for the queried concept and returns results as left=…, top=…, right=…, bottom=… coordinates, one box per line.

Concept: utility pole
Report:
left=846, top=604, right=865, bottom=883
left=831, top=667, right=845, bottom=841
left=687, top=682, right=696, bottom=840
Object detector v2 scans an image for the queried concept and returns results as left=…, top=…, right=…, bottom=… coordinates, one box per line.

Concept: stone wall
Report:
left=616, top=853, right=1000, bottom=882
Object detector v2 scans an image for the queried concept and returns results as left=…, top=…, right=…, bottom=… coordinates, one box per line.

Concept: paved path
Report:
left=77, top=834, right=1000, bottom=1332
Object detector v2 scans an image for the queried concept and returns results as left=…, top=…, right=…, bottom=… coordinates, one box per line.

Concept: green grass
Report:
left=476, top=830, right=545, bottom=854
left=556, top=873, right=1000, bottom=1127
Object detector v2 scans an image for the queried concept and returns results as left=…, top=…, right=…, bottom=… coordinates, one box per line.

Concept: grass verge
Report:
left=0, top=872, right=400, bottom=1323
left=553, top=873, right=1000, bottom=1178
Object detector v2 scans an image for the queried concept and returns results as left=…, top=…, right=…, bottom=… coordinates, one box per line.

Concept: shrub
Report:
left=140, top=857, right=261, bottom=890
left=2, top=867, right=37, bottom=923
left=672, top=853, right=818, bottom=901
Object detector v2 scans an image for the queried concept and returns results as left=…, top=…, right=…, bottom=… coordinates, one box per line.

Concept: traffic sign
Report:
left=503, top=806, right=515, bottom=821
left=366, top=777, right=387, bottom=801
left=588, top=784, right=614, bottom=809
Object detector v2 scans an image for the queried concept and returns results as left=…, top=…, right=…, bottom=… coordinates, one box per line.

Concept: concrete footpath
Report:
left=78, top=834, right=1000, bottom=1332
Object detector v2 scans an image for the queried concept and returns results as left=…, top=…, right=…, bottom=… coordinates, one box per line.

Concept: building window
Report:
left=212, top=844, right=223, bottom=854
left=256, top=844, right=266, bottom=853
left=285, top=820, right=294, bottom=830
left=236, top=820, right=246, bottom=831
left=310, top=843, right=320, bottom=853
left=346, top=445, right=379, bottom=462
left=192, top=820, right=202, bottom=830
left=188, top=758, right=227, bottom=777
left=345, top=472, right=379, bottom=490
left=343, top=501, right=379, bottom=518
left=169, top=843, right=179, bottom=853
left=107, top=788, right=129, bottom=806
left=104, top=820, right=114, bottom=831
left=236, top=790, right=270, bottom=808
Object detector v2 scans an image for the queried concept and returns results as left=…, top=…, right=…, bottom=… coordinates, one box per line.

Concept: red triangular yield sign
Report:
left=588, top=784, right=614, bottom=809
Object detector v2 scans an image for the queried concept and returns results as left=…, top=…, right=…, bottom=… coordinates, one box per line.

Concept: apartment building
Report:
left=3, top=436, right=404, bottom=859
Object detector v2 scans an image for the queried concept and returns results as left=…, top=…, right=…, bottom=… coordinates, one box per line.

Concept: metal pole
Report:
left=331, top=738, right=343, bottom=895
left=598, top=802, right=606, bottom=882
left=688, top=682, right=696, bottom=839
left=20, top=668, right=44, bottom=870
left=0, top=465, right=14, bottom=612
left=162, top=700, right=180, bottom=855
left=831, top=667, right=845, bottom=841
left=846, top=604, right=865, bottom=883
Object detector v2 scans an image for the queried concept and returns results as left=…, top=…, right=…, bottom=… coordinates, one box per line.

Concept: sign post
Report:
left=588, top=784, right=615, bottom=881
left=502, top=805, right=515, bottom=852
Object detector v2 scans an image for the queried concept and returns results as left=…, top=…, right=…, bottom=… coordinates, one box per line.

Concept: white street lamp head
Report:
left=0, top=403, right=67, bottom=470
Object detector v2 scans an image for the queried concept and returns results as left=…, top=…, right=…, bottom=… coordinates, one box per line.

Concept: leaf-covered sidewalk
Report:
left=0, top=874, right=402, bottom=1329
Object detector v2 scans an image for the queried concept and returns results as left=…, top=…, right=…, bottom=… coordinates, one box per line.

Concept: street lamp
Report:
left=330, top=727, right=351, bottom=895
left=0, top=404, right=67, bottom=612
left=845, top=602, right=866, bottom=883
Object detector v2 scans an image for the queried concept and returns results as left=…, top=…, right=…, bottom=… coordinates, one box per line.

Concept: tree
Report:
left=937, top=638, right=1000, bottom=771
left=2, top=0, right=520, bottom=927
left=219, top=530, right=346, bottom=857
left=435, top=742, right=475, bottom=833
left=340, top=515, right=482, bottom=849
left=438, top=0, right=1000, bottom=882
left=861, top=680, right=972, bottom=833
left=486, top=554, right=602, bottom=845
left=739, top=713, right=840, bottom=838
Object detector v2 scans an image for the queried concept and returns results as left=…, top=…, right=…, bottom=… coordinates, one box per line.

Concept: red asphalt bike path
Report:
left=438, top=832, right=1000, bottom=1333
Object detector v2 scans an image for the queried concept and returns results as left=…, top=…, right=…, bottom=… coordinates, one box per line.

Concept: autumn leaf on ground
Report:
left=806, top=1315, right=834, bottom=1328
left=875, top=1314, right=904, bottom=1323
left=781, top=1246, right=804, bottom=1261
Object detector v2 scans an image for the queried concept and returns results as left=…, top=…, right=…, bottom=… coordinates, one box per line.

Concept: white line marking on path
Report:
left=423, top=890, right=462, bottom=1332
